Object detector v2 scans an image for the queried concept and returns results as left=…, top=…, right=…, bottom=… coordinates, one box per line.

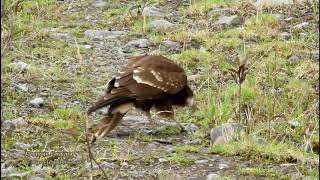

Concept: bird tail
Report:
left=87, top=95, right=134, bottom=115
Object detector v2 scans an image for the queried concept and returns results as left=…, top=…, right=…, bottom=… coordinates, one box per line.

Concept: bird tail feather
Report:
left=87, top=95, right=134, bottom=115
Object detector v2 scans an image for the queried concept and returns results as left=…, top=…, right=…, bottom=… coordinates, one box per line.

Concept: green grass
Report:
left=208, top=140, right=318, bottom=164
left=238, top=167, right=289, bottom=179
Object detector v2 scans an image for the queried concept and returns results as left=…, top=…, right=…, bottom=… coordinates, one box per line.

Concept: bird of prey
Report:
left=87, top=54, right=194, bottom=142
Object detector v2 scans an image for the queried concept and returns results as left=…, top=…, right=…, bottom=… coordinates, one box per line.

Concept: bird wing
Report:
left=114, top=55, right=187, bottom=98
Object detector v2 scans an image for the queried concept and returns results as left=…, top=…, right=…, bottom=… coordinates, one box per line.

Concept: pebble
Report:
left=150, top=20, right=176, bottom=33
left=215, top=15, right=243, bottom=26
left=2, top=117, right=28, bottom=131
left=30, top=97, right=44, bottom=108
left=207, top=173, right=221, bottom=180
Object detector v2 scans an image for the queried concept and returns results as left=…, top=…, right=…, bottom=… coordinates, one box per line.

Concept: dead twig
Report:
left=74, top=38, right=108, bottom=178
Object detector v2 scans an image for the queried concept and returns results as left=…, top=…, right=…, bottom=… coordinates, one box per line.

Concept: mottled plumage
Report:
left=87, top=55, right=194, bottom=142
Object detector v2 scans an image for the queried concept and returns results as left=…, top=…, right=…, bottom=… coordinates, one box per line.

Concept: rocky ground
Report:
left=1, top=0, right=319, bottom=179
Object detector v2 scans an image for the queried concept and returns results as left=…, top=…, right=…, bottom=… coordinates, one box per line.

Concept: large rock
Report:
left=215, top=15, right=243, bottom=26
left=149, top=20, right=176, bottom=33
left=84, top=29, right=125, bottom=40
left=126, top=39, right=151, bottom=48
left=161, top=40, right=181, bottom=51
left=12, top=61, right=28, bottom=72
left=30, top=97, right=44, bottom=108
left=2, top=117, right=28, bottom=131
left=142, top=6, right=165, bottom=17
left=210, top=123, right=245, bottom=145
left=207, top=173, right=221, bottom=180
left=253, top=0, right=293, bottom=8
left=49, top=32, right=73, bottom=41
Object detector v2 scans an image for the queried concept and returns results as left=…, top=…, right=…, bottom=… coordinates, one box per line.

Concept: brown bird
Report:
left=87, top=54, right=194, bottom=142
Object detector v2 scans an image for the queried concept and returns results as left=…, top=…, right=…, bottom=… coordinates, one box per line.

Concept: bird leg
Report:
left=172, top=118, right=187, bottom=133
left=146, top=111, right=157, bottom=130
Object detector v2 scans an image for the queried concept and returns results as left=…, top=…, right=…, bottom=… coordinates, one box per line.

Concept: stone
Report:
left=253, top=0, right=293, bottom=8
left=142, top=6, right=165, bottom=17
left=15, top=84, right=29, bottom=92
left=94, top=0, right=105, bottom=7
left=150, top=20, right=176, bottom=33
left=2, top=117, right=28, bottom=131
left=127, top=39, right=151, bottom=48
left=183, top=123, right=198, bottom=132
left=14, top=142, right=31, bottom=150
left=49, top=32, right=72, bottom=41
left=218, top=163, right=229, bottom=170
left=210, top=123, right=245, bottom=145
left=195, top=160, right=208, bottom=164
left=207, top=173, right=221, bottom=180
left=187, top=74, right=200, bottom=82
left=293, top=22, right=309, bottom=29
left=158, top=158, right=169, bottom=163
left=30, top=97, right=44, bottom=108
left=83, top=45, right=92, bottom=49
left=161, top=40, right=181, bottom=51
left=12, top=61, right=28, bottom=71
left=215, top=15, right=243, bottom=26
left=288, top=120, right=300, bottom=128
left=288, top=55, right=301, bottom=62
left=84, top=29, right=125, bottom=40
left=278, top=32, right=291, bottom=40
left=254, top=136, right=266, bottom=144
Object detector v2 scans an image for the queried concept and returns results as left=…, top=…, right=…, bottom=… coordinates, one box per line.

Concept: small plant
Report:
left=227, top=56, right=248, bottom=140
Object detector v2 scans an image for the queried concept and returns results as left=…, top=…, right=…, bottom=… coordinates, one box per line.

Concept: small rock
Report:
left=49, top=32, right=72, bottom=41
left=185, top=138, right=202, bottom=145
left=183, top=123, right=198, bottom=132
left=288, top=55, right=301, bottom=62
left=83, top=45, right=92, bottom=49
left=254, top=136, right=266, bottom=144
left=84, top=29, right=125, bottom=40
left=15, top=84, right=29, bottom=92
left=127, top=39, right=151, bottom=48
left=288, top=120, right=300, bottom=128
left=12, top=61, right=28, bottom=71
left=218, top=163, right=229, bottom=170
left=161, top=40, right=181, bottom=51
left=158, top=158, right=169, bottom=163
left=14, top=142, right=31, bottom=150
left=215, top=15, right=243, bottom=26
left=2, top=117, right=28, bottom=131
left=187, top=74, right=200, bottom=82
left=167, top=147, right=175, bottom=153
left=195, top=160, right=208, bottom=164
left=278, top=32, right=291, bottom=40
left=150, top=20, right=176, bottom=33
left=253, top=0, right=293, bottom=8
left=121, top=161, right=128, bottom=166
left=30, top=97, right=44, bottom=108
left=293, top=22, right=309, bottom=29
left=94, top=0, right=105, bottom=7
left=207, top=173, right=221, bottom=180
left=142, top=6, right=165, bottom=17
left=210, top=123, right=245, bottom=145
